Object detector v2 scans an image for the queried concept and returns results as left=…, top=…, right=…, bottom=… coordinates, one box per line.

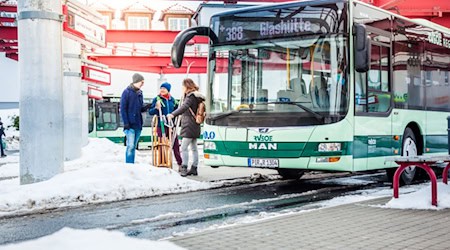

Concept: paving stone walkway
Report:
left=170, top=198, right=450, bottom=250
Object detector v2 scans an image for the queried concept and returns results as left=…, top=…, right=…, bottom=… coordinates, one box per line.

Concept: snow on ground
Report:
left=384, top=182, right=450, bottom=210
left=0, top=109, right=19, bottom=151
left=0, top=228, right=184, bottom=250
left=0, top=138, right=211, bottom=217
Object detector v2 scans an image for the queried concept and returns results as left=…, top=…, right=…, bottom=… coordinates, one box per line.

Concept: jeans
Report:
left=157, top=126, right=182, bottom=166
left=181, top=138, right=198, bottom=167
left=0, top=137, right=5, bottom=156
left=124, top=128, right=142, bottom=163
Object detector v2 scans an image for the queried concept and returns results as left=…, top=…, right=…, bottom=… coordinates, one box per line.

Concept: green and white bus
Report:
left=172, top=0, right=450, bottom=183
left=88, top=96, right=154, bottom=149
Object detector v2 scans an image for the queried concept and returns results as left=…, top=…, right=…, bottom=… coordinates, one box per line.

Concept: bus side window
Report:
left=355, top=72, right=367, bottom=112
left=357, top=43, right=391, bottom=114
left=96, top=102, right=119, bottom=131
left=88, top=99, right=95, bottom=134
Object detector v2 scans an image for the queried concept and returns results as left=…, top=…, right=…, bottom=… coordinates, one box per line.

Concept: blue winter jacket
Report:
left=120, top=86, right=144, bottom=130
left=149, top=95, right=178, bottom=125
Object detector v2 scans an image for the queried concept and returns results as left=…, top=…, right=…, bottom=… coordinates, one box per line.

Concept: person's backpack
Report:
left=189, top=100, right=206, bottom=124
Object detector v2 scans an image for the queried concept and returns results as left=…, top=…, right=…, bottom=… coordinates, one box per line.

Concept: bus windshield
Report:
left=209, top=35, right=348, bottom=126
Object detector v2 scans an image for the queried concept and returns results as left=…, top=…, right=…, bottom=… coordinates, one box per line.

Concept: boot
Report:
left=187, top=166, right=198, bottom=176
left=180, top=165, right=188, bottom=177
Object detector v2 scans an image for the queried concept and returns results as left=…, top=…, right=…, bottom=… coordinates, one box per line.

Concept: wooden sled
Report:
left=152, top=115, right=172, bottom=168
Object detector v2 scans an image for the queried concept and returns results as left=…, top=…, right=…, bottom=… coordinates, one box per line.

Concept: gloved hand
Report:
left=124, top=124, right=130, bottom=130
left=142, top=103, right=152, bottom=111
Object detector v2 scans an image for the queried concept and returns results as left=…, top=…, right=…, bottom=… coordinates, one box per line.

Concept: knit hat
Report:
left=160, top=82, right=171, bottom=92
left=132, top=73, right=144, bottom=84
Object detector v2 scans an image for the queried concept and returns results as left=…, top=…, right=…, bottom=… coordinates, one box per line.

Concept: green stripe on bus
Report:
left=425, top=135, right=448, bottom=154
left=204, top=141, right=352, bottom=158
left=353, top=136, right=401, bottom=159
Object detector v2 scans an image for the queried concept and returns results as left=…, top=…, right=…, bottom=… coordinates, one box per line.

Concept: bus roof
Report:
left=354, top=0, right=450, bottom=36
left=210, top=0, right=347, bottom=19
left=210, top=0, right=450, bottom=36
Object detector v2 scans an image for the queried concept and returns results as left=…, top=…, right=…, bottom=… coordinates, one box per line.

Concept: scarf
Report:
left=160, top=93, right=171, bottom=100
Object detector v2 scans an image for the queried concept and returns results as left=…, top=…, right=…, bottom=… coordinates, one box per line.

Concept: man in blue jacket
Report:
left=0, top=118, right=6, bottom=158
left=120, top=73, right=148, bottom=163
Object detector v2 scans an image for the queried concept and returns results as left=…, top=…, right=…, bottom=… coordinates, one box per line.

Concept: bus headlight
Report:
left=318, top=143, right=341, bottom=152
left=204, top=141, right=217, bottom=151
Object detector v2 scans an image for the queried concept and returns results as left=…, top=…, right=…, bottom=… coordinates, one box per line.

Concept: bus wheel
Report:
left=386, top=128, right=417, bottom=185
left=210, top=166, right=219, bottom=168
left=277, top=169, right=305, bottom=180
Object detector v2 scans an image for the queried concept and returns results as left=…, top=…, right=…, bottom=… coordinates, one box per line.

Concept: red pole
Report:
left=393, top=165, right=407, bottom=199
left=419, top=163, right=438, bottom=207
left=443, top=162, right=450, bottom=185
left=393, top=162, right=438, bottom=207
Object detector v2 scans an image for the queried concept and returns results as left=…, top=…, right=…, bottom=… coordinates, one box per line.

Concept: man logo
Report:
left=259, top=128, right=269, bottom=133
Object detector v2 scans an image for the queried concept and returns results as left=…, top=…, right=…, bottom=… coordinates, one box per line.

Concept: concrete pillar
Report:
left=18, top=0, right=64, bottom=184
left=81, top=80, right=89, bottom=146
left=63, top=37, right=82, bottom=160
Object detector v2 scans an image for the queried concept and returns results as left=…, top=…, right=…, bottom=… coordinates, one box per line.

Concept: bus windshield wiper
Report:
left=263, top=101, right=324, bottom=121
left=208, top=110, right=239, bottom=121
left=209, top=107, right=270, bottom=121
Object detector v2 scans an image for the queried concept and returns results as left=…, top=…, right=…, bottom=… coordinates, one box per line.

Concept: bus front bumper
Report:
left=203, top=154, right=353, bottom=171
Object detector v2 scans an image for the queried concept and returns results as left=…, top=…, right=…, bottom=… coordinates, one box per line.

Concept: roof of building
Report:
left=123, top=1, right=155, bottom=14
left=88, top=2, right=115, bottom=13
left=159, top=3, right=194, bottom=21
left=0, top=0, right=16, bottom=5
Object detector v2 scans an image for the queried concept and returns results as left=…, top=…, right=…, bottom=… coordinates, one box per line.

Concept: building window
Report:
left=168, top=17, right=188, bottom=31
left=128, top=16, right=149, bottom=30
left=102, top=15, right=110, bottom=29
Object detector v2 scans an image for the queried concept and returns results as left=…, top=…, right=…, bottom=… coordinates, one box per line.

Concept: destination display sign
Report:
left=428, top=31, right=450, bottom=49
left=215, top=17, right=326, bottom=44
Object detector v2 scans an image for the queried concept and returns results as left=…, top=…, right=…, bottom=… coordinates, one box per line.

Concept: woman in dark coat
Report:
left=168, top=78, right=205, bottom=177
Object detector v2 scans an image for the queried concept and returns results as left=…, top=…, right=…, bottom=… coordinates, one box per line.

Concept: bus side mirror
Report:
left=354, top=24, right=370, bottom=73
left=171, top=26, right=218, bottom=68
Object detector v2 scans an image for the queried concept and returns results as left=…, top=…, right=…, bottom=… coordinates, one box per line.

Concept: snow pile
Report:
left=0, top=228, right=184, bottom=250
left=385, top=182, right=450, bottom=210
left=65, top=138, right=151, bottom=171
left=0, top=161, right=19, bottom=179
left=0, top=139, right=211, bottom=217
left=0, top=109, right=19, bottom=151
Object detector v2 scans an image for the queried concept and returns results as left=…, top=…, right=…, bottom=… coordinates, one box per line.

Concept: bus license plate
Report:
left=248, top=158, right=279, bottom=168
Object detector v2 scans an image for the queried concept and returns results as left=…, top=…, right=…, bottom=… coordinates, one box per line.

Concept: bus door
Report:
left=354, top=29, right=393, bottom=171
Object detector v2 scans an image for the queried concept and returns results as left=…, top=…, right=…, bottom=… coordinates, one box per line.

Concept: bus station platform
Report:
left=170, top=197, right=450, bottom=250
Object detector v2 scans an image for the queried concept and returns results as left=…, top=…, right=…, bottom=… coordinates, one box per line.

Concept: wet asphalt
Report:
left=0, top=173, right=387, bottom=245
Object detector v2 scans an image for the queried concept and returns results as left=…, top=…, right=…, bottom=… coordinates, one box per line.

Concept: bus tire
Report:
left=386, top=128, right=418, bottom=185
left=277, top=169, right=305, bottom=180
left=210, top=166, right=219, bottom=168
